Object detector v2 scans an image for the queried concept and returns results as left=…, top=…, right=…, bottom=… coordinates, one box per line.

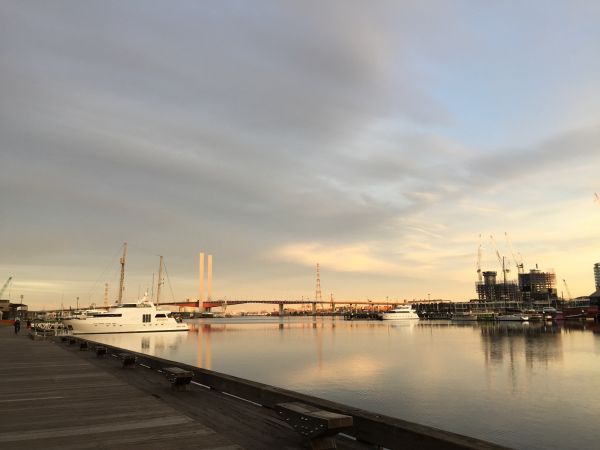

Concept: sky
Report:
left=1, top=1, right=600, bottom=311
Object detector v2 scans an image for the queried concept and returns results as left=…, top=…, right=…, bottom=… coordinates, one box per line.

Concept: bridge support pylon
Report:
left=312, top=302, right=317, bottom=316
left=278, top=303, right=284, bottom=316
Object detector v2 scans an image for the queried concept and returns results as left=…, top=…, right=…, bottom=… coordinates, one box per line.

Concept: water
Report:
left=89, top=318, right=600, bottom=450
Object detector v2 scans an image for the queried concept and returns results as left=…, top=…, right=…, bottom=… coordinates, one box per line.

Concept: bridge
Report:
left=160, top=299, right=401, bottom=315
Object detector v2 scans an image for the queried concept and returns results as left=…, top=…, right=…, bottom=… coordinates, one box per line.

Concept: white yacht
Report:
left=381, top=305, right=420, bottom=320
left=63, top=244, right=188, bottom=334
left=63, top=297, right=189, bottom=334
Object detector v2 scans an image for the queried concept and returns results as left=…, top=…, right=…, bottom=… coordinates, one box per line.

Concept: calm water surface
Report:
left=89, top=318, right=600, bottom=450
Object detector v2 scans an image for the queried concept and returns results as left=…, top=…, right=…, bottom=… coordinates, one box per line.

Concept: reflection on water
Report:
left=94, top=331, right=188, bottom=355
left=88, top=318, right=600, bottom=450
left=479, top=322, right=563, bottom=365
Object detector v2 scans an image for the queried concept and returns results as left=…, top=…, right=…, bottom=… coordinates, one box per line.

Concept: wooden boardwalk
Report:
left=0, top=326, right=367, bottom=450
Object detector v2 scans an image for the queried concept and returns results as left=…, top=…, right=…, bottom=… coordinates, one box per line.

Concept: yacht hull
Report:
left=63, top=319, right=189, bottom=334
left=381, top=306, right=420, bottom=320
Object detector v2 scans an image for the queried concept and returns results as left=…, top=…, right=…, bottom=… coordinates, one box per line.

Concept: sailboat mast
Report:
left=156, top=255, right=164, bottom=306
left=118, top=242, right=127, bottom=305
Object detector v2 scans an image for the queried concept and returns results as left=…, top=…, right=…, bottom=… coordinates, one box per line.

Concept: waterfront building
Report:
left=0, top=299, right=8, bottom=320
left=589, top=263, right=600, bottom=307
left=0, top=300, right=27, bottom=320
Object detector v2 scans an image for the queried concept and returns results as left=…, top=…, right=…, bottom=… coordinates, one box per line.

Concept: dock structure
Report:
left=0, top=325, right=512, bottom=450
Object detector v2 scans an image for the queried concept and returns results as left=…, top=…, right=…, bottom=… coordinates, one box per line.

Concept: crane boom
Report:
left=563, top=279, right=573, bottom=302
left=490, top=235, right=502, bottom=263
left=490, top=235, right=510, bottom=276
left=0, top=276, right=12, bottom=299
left=476, top=234, right=483, bottom=282
left=505, top=232, right=524, bottom=274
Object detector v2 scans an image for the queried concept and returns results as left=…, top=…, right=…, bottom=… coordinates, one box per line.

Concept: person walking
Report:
left=14, top=318, right=21, bottom=335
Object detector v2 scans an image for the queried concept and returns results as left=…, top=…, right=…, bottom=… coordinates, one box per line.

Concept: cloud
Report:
left=271, top=242, right=401, bottom=274
left=1, top=2, right=600, bottom=306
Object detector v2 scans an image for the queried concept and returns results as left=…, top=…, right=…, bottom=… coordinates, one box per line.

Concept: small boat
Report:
left=476, top=311, right=496, bottom=321
left=496, top=313, right=529, bottom=322
left=523, top=310, right=543, bottom=321
left=542, top=307, right=558, bottom=321
left=451, top=312, right=478, bottom=321
left=563, top=306, right=598, bottom=321
left=381, top=305, right=420, bottom=320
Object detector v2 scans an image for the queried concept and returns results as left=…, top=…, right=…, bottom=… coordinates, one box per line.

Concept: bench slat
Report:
left=277, top=402, right=353, bottom=429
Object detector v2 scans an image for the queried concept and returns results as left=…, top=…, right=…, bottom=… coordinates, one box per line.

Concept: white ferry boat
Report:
left=63, top=297, right=189, bottom=334
left=381, top=305, right=420, bottom=320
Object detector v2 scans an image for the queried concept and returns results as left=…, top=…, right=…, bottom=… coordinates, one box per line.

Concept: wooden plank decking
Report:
left=0, top=326, right=367, bottom=450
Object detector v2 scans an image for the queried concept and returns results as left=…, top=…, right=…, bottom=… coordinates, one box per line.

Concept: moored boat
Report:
left=63, top=297, right=189, bottom=334
left=381, top=305, right=420, bottom=320
left=523, top=310, right=543, bottom=321
left=451, top=311, right=478, bottom=321
left=496, top=313, right=529, bottom=322
left=63, top=244, right=189, bottom=334
left=476, top=311, right=496, bottom=321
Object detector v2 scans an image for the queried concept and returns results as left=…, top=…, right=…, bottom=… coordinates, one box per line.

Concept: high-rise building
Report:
left=590, top=263, right=600, bottom=307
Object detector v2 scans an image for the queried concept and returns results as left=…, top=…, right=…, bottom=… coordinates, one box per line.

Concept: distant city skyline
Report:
left=1, top=1, right=600, bottom=310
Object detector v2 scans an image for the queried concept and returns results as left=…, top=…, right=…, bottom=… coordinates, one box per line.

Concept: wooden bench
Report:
left=118, top=352, right=137, bottom=369
left=162, top=366, right=194, bottom=391
left=79, top=341, right=88, bottom=351
left=276, top=402, right=353, bottom=450
left=95, top=346, right=107, bottom=357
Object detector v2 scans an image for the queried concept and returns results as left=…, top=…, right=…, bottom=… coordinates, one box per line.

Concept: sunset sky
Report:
left=1, top=1, right=599, bottom=310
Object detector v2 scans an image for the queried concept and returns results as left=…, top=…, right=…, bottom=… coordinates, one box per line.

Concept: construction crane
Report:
left=562, top=279, right=573, bottom=302
left=490, top=235, right=510, bottom=279
left=0, top=276, right=12, bottom=299
left=505, top=232, right=524, bottom=274
left=476, top=234, right=483, bottom=282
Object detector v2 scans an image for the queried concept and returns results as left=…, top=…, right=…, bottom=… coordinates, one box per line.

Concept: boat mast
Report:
left=118, top=242, right=127, bottom=305
left=156, top=255, right=164, bottom=306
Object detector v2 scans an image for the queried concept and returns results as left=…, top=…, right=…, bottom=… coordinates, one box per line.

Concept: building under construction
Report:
left=474, top=233, right=560, bottom=308
left=475, top=271, right=520, bottom=304
left=475, top=268, right=558, bottom=307
left=518, top=268, right=558, bottom=305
